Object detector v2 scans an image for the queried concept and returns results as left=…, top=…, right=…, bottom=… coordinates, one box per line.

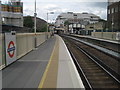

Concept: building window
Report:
left=108, top=9, right=110, bottom=14
left=2, top=5, right=8, bottom=11
left=112, top=8, right=114, bottom=13
left=115, top=7, right=118, bottom=12
left=74, top=14, right=77, bottom=17
left=2, top=18, right=5, bottom=22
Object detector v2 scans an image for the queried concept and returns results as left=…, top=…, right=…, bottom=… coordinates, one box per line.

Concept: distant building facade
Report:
left=1, top=0, right=23, bottom=27
left=85, top=22, right=106, bottom=32
left=55, top=12, right=101, bottom=33
left=107, top=0, right=120, bottom=31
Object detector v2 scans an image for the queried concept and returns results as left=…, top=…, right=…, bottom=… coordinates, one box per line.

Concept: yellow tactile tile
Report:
left=38, top=36, right=59, bottom=88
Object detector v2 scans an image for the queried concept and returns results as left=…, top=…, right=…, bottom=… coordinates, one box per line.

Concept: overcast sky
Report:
left=1, top=0, right=108, bottom=22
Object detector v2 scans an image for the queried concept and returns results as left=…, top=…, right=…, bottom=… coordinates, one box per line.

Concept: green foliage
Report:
left=24, top=16, right=47, bottom=32
left=24, top=16, right=34, bottom=28
left=64, top=20, right=70, bottom=25
left=99, top=19, right=107, bottom=22
left=38, top=24, right=47, bottom=32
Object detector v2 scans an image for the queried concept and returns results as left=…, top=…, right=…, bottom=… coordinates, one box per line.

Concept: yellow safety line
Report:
left=38, top=38, right=57, bottom=88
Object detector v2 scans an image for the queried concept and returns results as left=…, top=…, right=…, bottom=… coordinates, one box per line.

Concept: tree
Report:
left=64, top=20, right=70, bottom=25
left=99, top=19, right=106, bottom=22
left=24, top=16, right=34, bottom=28
left=24, top=16, right=47, bottom=32
left=38, top=24, right=47, bottom=32
left=64, top=20, right=70, bottom=32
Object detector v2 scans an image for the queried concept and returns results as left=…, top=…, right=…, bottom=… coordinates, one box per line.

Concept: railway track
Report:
left=67, top=34, right=120, bottom=53
left=61, top=35, right=120, bottom=89
left=63, top=35, right=120, bottom=61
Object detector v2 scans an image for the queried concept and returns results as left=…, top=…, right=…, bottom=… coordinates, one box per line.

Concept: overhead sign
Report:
left=5, top=32, right=16, bottom=66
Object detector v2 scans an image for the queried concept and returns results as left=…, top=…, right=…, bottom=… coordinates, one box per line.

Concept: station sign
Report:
left=5, top=32, right=17, bottom=66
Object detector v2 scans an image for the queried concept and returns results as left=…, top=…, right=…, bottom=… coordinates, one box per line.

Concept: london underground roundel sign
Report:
left=5, top=32, right=16, bottom=66
left=7, top=41, right=15, bottom=58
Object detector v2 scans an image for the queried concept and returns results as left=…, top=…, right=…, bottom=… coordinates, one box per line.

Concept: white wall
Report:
left=0, top=34, right=5, bottom=69
left=16, top=33, right=49, bottom=59
left=92, top=32, right=118, bottom=40
left=0, top=33, right=51, bottom=69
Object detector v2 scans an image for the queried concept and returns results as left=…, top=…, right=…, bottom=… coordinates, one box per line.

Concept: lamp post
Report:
left=34, top=0, right=37, bottom=49
left=112, top=17, right=114, bottom=32
left=102, top=22, right=104, bottom=38
left=34, top=0, right=37, bottom=34
left=93, top=23, right=94, bottom=32
left=47, top=12, right=48, bottom=33
left=46, top=12, right=54, bottom=37
left=112, top=17, right=114, bottom=40
left=112, top=22, right=114, bottom=33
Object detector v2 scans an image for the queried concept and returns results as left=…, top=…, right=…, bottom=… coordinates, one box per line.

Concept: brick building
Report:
left=107, top=0, right=120, bottom=32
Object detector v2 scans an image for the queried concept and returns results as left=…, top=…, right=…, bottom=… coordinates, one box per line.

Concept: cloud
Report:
left=21, top=0, right=108, bottom=3
left=1, top=0, right=108, bottom=21
left=1, top=0, right=108, bottom=3
left=91, top=2, right=108, bottom=9
left=44, top=4, right=60, bottom=10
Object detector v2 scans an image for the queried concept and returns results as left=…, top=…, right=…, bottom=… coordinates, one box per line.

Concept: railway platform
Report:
left=71, top=34, right=120, bottom=44
left=2, top=35, right=84, bottom=88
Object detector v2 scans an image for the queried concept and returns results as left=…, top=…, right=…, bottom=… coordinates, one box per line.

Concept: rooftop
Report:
left=57, top=12, right=100, bottom=20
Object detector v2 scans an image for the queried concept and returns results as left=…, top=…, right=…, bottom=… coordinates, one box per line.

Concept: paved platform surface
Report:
left=3, top=36, right=56, bottom=88
left=2, top=35, right=84, bottom=88
left=39, top=35, right=84, bottom=88
left=57, top=36, right=84, bottom=88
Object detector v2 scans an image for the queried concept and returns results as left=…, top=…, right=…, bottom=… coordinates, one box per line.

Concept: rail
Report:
left=69, top=49, right=93, bottom=89
left=64, top=35, right=120, bottom=61
left=62, top=35, right=120, bottom=88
